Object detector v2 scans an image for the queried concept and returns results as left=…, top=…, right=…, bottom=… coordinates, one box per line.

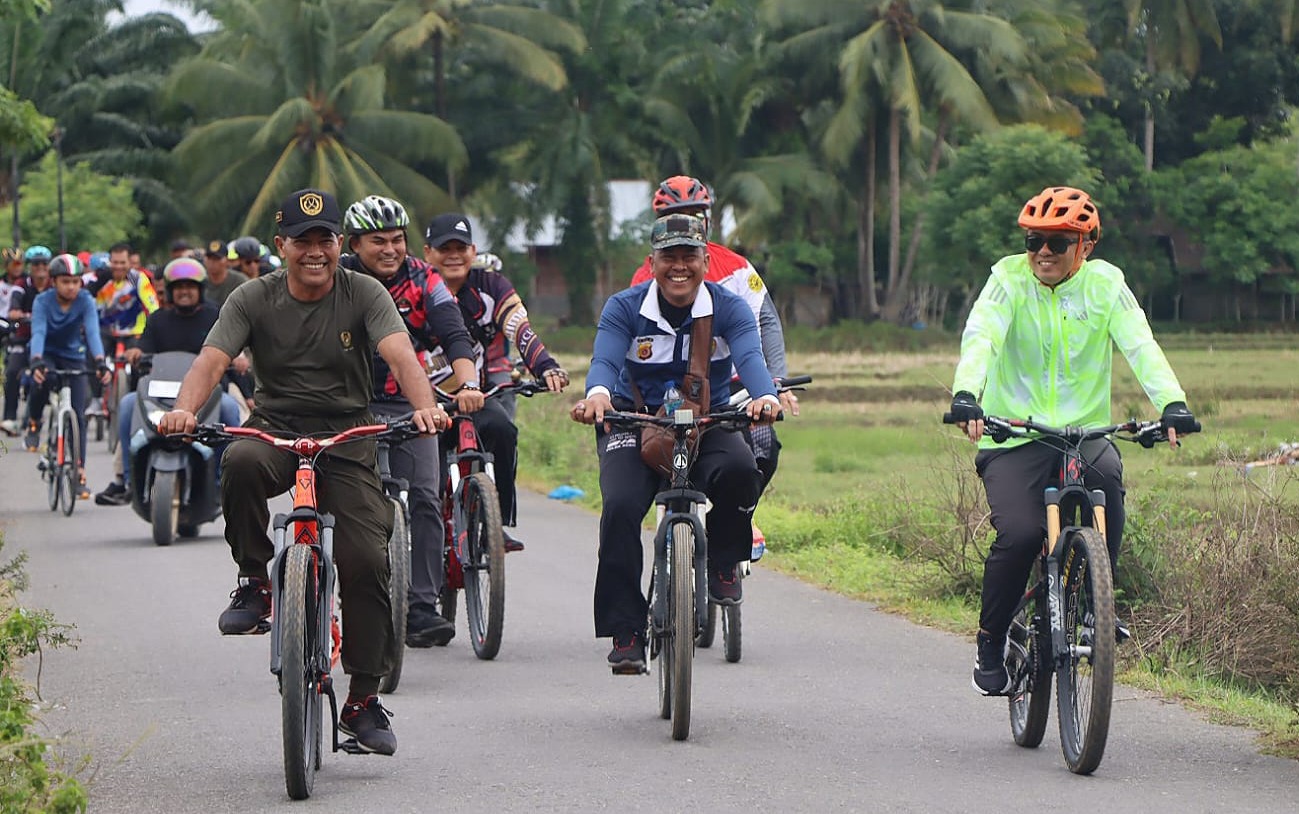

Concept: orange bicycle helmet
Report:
left=652, top=175, right=713, bottom=215
left=1017, top=186, right=1101, bottom=240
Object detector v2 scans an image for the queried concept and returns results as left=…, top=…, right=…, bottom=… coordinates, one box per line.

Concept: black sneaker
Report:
left=95, top=480, right=129, bottom=506
left=405, top=604, right=455, bottom=648
left=972, top=631, right=1013, bottom=696
left=607, top=631, right=646, bottom=675
left=708, top=565, right=742, bottom=605
left=503, top=530, right=524, bottom=552
left=339, top=696, right=396, bottom=756
left=217, top=578, right=272, bottom=635
left=23, top=420, right=39, bottom=452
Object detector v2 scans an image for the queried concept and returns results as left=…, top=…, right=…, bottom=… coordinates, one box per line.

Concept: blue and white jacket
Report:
left=585, top=280, right=778, bottom=411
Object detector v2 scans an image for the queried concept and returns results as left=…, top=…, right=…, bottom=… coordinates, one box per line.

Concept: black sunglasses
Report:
left=1025, top=234, right=1080, bottom=254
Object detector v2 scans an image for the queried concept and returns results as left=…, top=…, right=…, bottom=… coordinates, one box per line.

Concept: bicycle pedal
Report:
left=338, top=738, right=369, bottom=755
left=610, top=664, right=648, bottom=676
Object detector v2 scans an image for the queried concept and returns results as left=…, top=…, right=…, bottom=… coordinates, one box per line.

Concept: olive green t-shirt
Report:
left=205, top=267, right=406, bottom=418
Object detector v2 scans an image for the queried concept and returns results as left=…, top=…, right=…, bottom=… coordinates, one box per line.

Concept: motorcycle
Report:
left=126, top=351, right=223, bottom=546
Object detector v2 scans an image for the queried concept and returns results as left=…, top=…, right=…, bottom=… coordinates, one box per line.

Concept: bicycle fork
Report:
left=1044, top=487, right=1108, bottom=667
left=267, top=508, right=355, bottom=753
left=650, top=489, right=709, bottom=637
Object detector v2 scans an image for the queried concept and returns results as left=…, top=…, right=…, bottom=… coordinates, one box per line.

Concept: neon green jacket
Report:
left=953, top=254, right=1186, bottom=450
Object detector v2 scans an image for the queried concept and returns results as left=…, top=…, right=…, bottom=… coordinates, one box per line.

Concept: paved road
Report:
left=2, top=438, right=1295, bottom=812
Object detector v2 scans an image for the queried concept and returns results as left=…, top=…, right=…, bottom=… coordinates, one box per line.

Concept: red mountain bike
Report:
left=191, top=418, right=421, bottom=800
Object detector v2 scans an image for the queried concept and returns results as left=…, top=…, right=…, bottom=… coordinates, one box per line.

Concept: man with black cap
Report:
left=571, top=213, right=780, bottom=673
left=202, top=238, right=248, bottom=310
left=158, top=188, right=449, bottom=756
left=422, top=212, right=569, bottom=551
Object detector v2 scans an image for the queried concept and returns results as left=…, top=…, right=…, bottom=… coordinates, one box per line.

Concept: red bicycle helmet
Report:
left=652, top=175, right=713, bottom=215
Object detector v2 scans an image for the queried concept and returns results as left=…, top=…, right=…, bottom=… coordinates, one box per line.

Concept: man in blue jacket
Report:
left=571, top=213, right=781, bottom=673
left=26, top=254, right=112, bottom=497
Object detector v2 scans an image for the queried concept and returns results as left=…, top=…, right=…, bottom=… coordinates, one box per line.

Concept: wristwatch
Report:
left=460, top=381, right=481, bottom=391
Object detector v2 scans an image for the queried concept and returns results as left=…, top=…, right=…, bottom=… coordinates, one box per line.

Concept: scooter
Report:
left=126, top=351, right=223, bottom=546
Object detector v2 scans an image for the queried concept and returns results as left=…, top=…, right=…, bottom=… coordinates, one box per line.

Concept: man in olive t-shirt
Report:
left=158, top=189, right=448, bottom=757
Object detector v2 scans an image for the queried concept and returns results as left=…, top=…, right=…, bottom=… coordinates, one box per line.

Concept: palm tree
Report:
left=496, top=0, right=657, bottom=324
left=169, top=0, right=466, bottom=238
left=765, top=0, right=1028, bottom=321
left=1118, top=0, right=1222, bottom=170
left=352, top=0, right=585, bottom=121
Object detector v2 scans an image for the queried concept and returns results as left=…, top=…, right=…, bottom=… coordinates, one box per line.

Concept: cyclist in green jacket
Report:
left=948, top=186, right=1198, bottom=696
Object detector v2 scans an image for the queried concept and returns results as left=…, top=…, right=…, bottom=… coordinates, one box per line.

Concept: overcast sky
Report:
left=116, top=0, right=213, bottom=31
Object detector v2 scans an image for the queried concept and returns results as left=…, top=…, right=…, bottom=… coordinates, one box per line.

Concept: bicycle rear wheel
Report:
left=460, top=473, right=505, bottom=660
left=280, top=544, right=322, bottom=800
left=44, top=446, right=59, bottom=511
left=722, top=603, right=742, bottom=663
left=669, top=519, right=695, bottom=741
left=58, top=411, right=78, bottom=516
left=1055, top=527, right=1115, bottom=775
left=1008, top=577, right=1052, bottom=748
left=380, top=499, right=410, bottom=694
left=107, top=369, right=127, bottom=453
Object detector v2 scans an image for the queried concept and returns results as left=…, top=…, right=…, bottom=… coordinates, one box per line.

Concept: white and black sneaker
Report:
left=972, top=631, right=1013, bottom=696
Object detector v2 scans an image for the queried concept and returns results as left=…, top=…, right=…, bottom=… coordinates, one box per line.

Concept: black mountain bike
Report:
left=376, top=437, right=410, bottom=694
left=943, top=413, right=1199, bottom=774
left=605, top=407, right=764, bottom=741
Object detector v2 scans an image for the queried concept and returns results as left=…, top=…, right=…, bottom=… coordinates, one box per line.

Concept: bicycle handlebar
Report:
left=942, top=413, right=1200, bottom=448
left=727, top=374, right=813, bottom=408
left=434, top=379, right=551, bottom=412
left=603, top=408, right=778, bottom=431
left=183, top=419, right=424, bottom=454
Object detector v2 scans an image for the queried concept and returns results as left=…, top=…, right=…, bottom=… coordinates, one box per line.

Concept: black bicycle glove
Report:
left=29, top=357, right=46, bottom=376
left=1160, top=401, right=1199, bottom=434
left=949, top=391, right=983, bottom=423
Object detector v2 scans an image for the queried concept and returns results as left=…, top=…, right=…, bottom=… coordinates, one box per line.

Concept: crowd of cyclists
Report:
left=0, top=178, right=1198, bottom=760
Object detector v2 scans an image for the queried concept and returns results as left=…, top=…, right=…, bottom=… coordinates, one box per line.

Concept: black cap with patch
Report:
left=424, top=213, right=474, bottom=247
left=204, top=239, right=227, bottom=257
left=276, top=188, right=342, bottom=237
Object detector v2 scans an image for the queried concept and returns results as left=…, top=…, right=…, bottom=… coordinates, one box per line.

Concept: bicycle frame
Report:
left=650, top=411, right=710, bottom=636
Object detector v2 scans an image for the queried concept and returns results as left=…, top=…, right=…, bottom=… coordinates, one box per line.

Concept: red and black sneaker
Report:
left=217, top=577, right=271, bottom=635
left=708, top=565, right=743, bottom=605
left=339, top=696, right=396, bottom=755
left=607, top=631, right=646, bottom=675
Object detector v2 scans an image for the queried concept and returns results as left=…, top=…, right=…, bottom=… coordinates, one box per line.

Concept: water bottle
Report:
left=663, top=381, right=684, bottom=415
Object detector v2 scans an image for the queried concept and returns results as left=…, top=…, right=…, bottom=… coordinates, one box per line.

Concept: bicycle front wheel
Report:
left=1055, top=527, right=1115, bottom=775
left=58, top=411, right=78, bottom=516
left=380, top=499, right=410, bottom=694
left=280, top=544, right=322, bottom=800
left=669, top=519, right=695, bottom=741
left=460, top=473, right=505, bottom=660
left=1008, top=574, right=1052, bottom=747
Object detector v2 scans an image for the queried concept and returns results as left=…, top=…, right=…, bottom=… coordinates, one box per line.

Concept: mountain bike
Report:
left=190, top=418, right=421, bottom=800
left=375, top=437, right=409, bottom=694
left=604, top=407, right=764, bottom=741
left=436, top=379, right=547, bottom=660
left=695, top=375, right=812, bottom=662
left=36, top=368, right=87, bottom=517
left=942, top=413, right=1199, bottom=774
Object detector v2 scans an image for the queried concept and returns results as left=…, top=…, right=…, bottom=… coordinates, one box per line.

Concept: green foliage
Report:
left=19, top=152, right=143, bottom=251
left=1155, top=139, right=1299, bottom=286
left=0, top=85, right=51, bottom=153
left=0, top=544, right=86, bottom=814
left=922, top=124, right=1100, bottom=291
